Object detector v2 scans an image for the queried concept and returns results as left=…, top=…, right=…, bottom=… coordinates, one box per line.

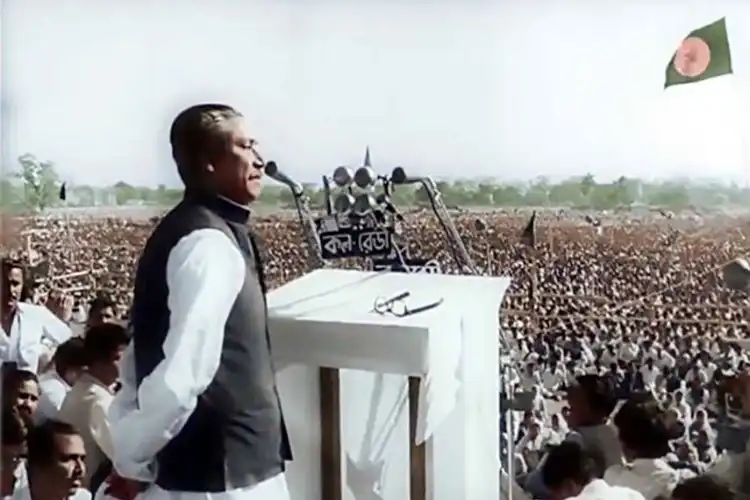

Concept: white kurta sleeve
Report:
left=90, top=399, right=116, bottom=461
left=39, top=306, right=74, bottom=344
left=109, top=228, right=246, bottom=481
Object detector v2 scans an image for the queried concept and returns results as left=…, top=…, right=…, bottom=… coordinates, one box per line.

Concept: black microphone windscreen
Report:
left=264, top=161, right=279, bottom=176
left=391, top=167, right=407, bottom=184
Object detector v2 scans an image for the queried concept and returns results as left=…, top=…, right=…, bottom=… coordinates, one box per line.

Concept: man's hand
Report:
left=103, top=474, right=149, bottom=500
left=46, top=290, right=74, bottom=322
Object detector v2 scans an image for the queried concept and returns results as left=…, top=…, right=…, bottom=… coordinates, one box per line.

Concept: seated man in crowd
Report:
left=1, top=407, right=28, bottom=500
left=17, top=420, right=89, bottom=500
left=524, top=374, right=622, bottom=498
left=37, top=339, right=87, bottom=423
left=605, top=398, right=694, bottom=499
left=58, top=324, right=128, bottom=491
left=3, top=368, right=40, bottom=422
left=85, top=297, right=116, bottom=330
left=541, top=441, right=645, bottom=500
left=1, top=259, right=73, bottom=373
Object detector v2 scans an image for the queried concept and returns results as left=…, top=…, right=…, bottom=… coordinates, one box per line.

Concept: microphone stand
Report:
left=289, top=187, right=326, bottom=270
left=395, top=174, right=526, bottom=494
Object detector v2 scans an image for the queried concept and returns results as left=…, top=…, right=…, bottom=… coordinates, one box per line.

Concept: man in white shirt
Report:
left=37, top=338, right=88, bottom=423
left=2, top=407, right=28, bottom=500
left=542, top=361, right=567, bottom=394
left=15, top=420, right=90, bottom=500
left=85, top=296, right=117, bottom=330
left=542, top=442, right=644, bottom=500
left=640, top=359, right=661, bottom=392
left=618, top=338, right=639, bottom=364
left=1, top=259, right=74, bottom=372
left=58, top=324, right=128, bottom=487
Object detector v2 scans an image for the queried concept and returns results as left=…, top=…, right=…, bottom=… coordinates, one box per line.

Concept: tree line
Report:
left=4, top=153, right=750, bottom=213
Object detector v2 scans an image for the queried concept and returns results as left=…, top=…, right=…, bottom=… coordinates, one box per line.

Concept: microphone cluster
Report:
left=263, top=160, right=431, bottom=264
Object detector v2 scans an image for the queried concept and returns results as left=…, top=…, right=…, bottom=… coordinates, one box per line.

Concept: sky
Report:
left=2, top=0, right=750, bottom=187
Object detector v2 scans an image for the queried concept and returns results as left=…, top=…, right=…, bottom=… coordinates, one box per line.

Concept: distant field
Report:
left=38, top=203, right=301, bottom=220
left=33, top=203, right=750, bottom=223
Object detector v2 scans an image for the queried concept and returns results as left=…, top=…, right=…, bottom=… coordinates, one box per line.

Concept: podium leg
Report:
left=409, top=376, right=426, bottom=500
left=320, top=367, right=342, bottom=500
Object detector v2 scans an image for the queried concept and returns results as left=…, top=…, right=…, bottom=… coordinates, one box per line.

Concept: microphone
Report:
left=265, top=161, right=303, bottom=196
left=390, top=167, right=422, bottom=185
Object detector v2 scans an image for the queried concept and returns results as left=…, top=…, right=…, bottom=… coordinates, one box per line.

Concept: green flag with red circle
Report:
left=665, top=17, right=733, bottom=89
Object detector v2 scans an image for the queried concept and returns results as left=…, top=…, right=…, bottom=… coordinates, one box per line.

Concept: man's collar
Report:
left=185, top=191, right=251, bottom=224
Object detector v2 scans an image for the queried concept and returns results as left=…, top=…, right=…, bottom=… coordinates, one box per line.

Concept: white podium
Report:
left=268, top=269, right=510, bottom=500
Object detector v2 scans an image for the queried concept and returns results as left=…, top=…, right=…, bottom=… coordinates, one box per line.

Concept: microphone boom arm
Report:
left=418, top=177, right=478, bottom=274
left=264, top=162, right=326, bottom=269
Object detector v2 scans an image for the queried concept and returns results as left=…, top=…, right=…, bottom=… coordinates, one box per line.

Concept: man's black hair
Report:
left=83, top=323, right=129, bottom=364
left=26, top=419, right=79, bottom=470
left=672, top=476, right=736, bottom=500
left=541, top=441, right=598, bottom=490
left=169, top=104, right=242, bottom=188
left=571, top=374, right=617, bottom=417
left=2, top=366, right=39, bottom=400
left=53, top=337, right=88, bottom=372
left=88, top=293, right=115, bottom=316
left=613, top=398, right=671, bottom=458
left=1, top=257, right=31, bottom=301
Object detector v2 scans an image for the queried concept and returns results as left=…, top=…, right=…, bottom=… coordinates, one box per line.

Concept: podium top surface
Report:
left=268, top=269, right=511, bottom=443
left=269, top=268, right=510, bottom=326
left=268, top=269, right=510, bottom=373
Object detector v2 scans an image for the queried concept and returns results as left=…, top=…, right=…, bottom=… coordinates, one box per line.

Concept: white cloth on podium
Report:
left=269, top=269, right=503, bottom=444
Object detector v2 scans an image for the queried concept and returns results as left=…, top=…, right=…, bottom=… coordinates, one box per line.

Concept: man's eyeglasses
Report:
left=372, top=291, right=443, bottom=318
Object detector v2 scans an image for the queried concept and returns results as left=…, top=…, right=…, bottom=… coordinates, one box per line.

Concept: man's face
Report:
left=98, top=344, right=126, bottom=386
left=47, top=433, right=86, bottom=496
left=13, top=380, right=39, bottom=418
left=211, top=117, right=264, bottom=205
left=90, top=306, right=115, bottom=327
left=2, top=267, right=24, bottom=313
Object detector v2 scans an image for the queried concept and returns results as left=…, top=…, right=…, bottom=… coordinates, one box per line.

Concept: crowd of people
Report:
left=3, top=207, right=750, bottom=500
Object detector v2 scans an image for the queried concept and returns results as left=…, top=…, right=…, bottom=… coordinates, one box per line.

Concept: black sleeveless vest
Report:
left=129, top=193, right=292, bottom=492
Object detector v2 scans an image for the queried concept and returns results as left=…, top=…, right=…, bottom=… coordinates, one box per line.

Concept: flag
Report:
left=363, top=146, right=371, bottom=167
left=59, top=183, right=67, bottom=201
left=665, top=17, right=733, bottom=89
left=521, top=211, right=537, bottom=248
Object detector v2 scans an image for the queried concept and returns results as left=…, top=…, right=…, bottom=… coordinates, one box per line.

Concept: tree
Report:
left=113, top=181, right=138, bottom=205
left=579, top=173, right=596, bottom=204
left=15, top=154, right=60, bottom=212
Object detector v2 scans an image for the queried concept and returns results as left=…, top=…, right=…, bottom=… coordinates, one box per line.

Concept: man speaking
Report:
left=109, top=104, right=292, bottom=500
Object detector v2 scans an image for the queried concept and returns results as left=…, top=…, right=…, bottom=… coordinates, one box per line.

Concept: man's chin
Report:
left=246, top=187, right=262, bottom=203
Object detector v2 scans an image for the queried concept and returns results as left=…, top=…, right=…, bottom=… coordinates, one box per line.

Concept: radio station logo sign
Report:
left=319, top=228, right=393, bottom=259
left=316, top=214, right=395, bottom=259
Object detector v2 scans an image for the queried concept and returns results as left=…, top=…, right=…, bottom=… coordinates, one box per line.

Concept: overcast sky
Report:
left=3, top=1, right=750, bottom=187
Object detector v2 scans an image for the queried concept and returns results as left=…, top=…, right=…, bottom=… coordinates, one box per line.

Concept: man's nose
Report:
left=73, top=459, right=85, bottom=477
left=252, top=148, right=265, bottom=167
